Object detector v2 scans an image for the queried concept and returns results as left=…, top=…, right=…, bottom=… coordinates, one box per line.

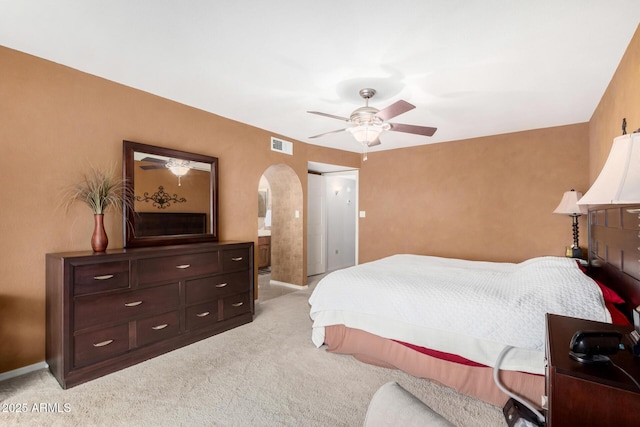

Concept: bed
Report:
left=308, top=205, right=640, bottom=408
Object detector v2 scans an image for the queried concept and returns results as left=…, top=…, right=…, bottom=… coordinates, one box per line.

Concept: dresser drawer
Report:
left=185, top=301, right=218, bottom=331
left=74, top=284, right=179, bottom=331
left=136, top=311, right=180, bottom=347
left=221, top=292, right=251, bottom=319
left=74, top=323, right=129, bottom=368
left=73, top=261, right=129, bottom=295
left=137, top=251, right=220, bottom=285
left=185, top=271, right=249, bottom=305
left=222, top=248, right=250, bottom=272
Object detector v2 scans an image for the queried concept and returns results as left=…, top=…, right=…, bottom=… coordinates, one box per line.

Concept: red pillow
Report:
left=594, top=279, right=625, bottom=304
left=575, top=260, right=625, bottom=304
left=607, top=302, right=632, bottom=326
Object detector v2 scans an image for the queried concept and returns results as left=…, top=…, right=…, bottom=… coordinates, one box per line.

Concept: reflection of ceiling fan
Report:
left=139, top=157, right=192, bottom=186
left=139, top=157, right=191, bottom=172
left=139, top=157, right=168, bottom=170
left=307, top=88, right=437, bottom=147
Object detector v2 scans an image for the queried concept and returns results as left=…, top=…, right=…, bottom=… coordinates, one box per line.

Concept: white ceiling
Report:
left=1, top=1, right=639, bottom=154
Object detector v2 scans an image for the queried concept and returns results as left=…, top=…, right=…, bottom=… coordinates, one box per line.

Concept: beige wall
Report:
left=589, top=24, right=640, bottom=180
left=263, top=164, right=304, bottom=286
left=0, top=46, right=360, bottom=373
left=359, top=123, right=590, bottom=263
left=1, top=23, right=638, bottom=374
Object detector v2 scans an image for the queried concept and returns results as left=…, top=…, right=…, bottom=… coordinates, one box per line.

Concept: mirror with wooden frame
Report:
left=123, top=140, right=218, bottom=247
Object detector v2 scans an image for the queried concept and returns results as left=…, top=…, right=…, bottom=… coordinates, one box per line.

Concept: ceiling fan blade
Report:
left=307, top=111, right=350, bottom=121
left=140, top=157, right=166, bottom=164
left=389, top=122, right=437, bottom=137
left=309, top=128, right=348, bottom=139
left=140, top=164, right=166, bottom=170
left=375, top=100, right=415, bottom=121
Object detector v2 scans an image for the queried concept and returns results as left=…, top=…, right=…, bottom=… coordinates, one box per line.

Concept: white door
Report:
left=307, top=173, right=326, bottom=276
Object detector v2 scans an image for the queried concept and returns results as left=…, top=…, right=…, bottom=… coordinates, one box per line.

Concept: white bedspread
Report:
left=309, top=255, right=611, bottom=374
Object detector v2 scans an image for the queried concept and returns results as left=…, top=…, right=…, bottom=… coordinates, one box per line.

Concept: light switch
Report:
left=295, top=210, right=300, bottom=218
left=359, top=211, right=366, bottom=218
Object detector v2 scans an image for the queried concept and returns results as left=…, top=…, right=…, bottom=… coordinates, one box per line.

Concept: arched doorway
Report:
left=257, top=164, right=304, bottom=300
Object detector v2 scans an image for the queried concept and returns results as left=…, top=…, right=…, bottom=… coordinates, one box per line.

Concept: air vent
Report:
left=271, top=137, right=293, bottom=155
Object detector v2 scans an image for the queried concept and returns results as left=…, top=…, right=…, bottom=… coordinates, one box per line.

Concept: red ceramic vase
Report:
left=91, top=214, right=108, bottom=252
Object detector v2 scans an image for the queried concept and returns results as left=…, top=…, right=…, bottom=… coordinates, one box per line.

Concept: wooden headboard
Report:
left=588, top=205, right=640, bottom=317
left=135, top=212, right=207, bottom=237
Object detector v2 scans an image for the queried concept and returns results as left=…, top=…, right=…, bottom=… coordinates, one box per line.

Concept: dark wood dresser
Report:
left=46, top=241, right=254, bottom=389
left=545, top=313, right=640, bottom=426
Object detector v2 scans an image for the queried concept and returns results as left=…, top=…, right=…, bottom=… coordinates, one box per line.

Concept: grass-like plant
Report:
left=63, top=166, right=133, bottom=215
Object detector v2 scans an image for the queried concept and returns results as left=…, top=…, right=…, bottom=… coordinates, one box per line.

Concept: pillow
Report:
left=607, top=302, right=632, bottom=326
left=575, top=261, right=625, bottom=304
left=594, top=279, right=625, bottom=304
left=364, top=382, right=455, bottom=427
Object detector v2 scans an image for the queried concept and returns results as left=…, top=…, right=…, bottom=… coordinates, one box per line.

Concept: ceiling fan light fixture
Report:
left=166, top=159, right=191, bottom=186
left=307, top=87, right=437, bottom=149
left=348, top=123, right=388, bottom=144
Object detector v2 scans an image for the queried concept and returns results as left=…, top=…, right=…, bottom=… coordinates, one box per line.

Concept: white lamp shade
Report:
left=578, top=133, right=640, bottom=205
left=553, top=190, right=588, bottom=215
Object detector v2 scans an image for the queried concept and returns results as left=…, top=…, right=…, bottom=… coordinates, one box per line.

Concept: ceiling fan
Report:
left=139, top=156, right=192, bottom=185
left=138, top=156, right=168, bottom=170
left=139, top=157, right=191, bottom=171
left=307, top=88, right=437, bottom=147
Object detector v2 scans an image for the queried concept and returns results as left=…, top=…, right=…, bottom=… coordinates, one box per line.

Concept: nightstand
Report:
left=545, top=314, right=640, bottom=426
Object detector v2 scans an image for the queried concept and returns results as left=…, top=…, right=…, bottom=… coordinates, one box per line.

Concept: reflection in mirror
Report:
left=123, top=140, right=218, bottom=247
left=258, top=175, right=272, bottom=234
left=258, top=190, right=267, bottom=218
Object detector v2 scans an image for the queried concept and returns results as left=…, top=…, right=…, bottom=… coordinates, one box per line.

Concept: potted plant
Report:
left=63, top=166, right=133, bottom=252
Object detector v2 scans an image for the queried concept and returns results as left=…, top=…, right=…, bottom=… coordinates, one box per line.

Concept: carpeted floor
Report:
left=0, top=284, right=504, bottom=426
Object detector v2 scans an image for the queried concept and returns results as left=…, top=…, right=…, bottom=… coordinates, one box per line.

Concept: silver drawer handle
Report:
left=231, top=302, right=244, bottom=307
left=176, top=264, right=191, bottom=269
left=215, top=283, right=228, bottom=288
left=231, top=257, right=243, bottom=262
left=151, top=324, right=168, bottom=330
left=124, top=301, right=143, bottom=307
left=93, top=274, right=114, bottom=280
left=196, top=311, right=210, bottom=317
left=93, top=340, right=114, bottom=347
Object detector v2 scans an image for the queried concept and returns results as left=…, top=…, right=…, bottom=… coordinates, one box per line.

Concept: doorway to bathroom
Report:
left=257, top=164, right=304, bottom=302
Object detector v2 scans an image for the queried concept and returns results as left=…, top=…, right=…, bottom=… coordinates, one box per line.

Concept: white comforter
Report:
left=308, top=255, right=611, bottom=374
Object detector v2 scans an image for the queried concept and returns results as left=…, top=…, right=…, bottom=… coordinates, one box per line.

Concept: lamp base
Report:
left=565, top=246, right=584, bottom=259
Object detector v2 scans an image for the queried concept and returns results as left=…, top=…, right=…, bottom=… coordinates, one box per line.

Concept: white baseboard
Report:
left=270, top=280, right=308, bottom=290
left=0, top=361, right=48, bottom=383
